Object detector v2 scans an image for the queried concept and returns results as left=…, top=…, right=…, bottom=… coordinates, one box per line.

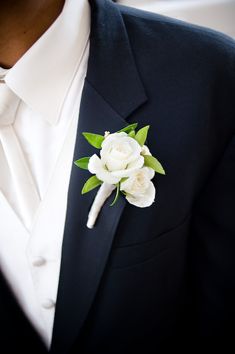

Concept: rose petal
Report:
left=126, top=182, right=156, bottom=207
left=105, top=156, right=127, bottom=172
left=141, top=145, right=152, bottom=156
left=145, top=166, right=155, bottom=180
left=111, top=155, right=144, bottom=178
left=88, top=154, right=102, bottom=174
left=96, top=169, right=120, bottom=184
left=88, top=154, right=120, bottom=184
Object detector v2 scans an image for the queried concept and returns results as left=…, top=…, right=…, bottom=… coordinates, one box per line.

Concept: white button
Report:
left=42, top=299, right=55, bottom=309
left=32, top=256, right=46, bottom=267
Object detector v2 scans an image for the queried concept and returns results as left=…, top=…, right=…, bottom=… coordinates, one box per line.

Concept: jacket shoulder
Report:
left=117, top=3, right=235, bottom=71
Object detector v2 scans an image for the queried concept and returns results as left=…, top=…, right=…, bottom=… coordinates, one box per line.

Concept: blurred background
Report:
left=117, top=0, right=235, bottom=38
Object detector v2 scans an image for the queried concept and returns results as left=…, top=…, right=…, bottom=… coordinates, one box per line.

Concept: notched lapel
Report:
left=50, top=80, right=128, bottom=354
left=50, top=1, right=148, bottom=353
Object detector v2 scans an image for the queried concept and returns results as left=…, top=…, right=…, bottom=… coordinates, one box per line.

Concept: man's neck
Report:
left=0, top=0, right=65, bottom=69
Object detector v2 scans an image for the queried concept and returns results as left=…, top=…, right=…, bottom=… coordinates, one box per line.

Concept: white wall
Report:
left=118, top=0, right=235, bottom=38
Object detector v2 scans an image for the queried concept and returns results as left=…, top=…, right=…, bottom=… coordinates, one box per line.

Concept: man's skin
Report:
left=0, top=0, right=65, bottom=69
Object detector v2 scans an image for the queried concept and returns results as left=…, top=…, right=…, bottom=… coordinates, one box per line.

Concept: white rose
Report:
left=120, top=167, right=155, bottom=207
left=88, top=132, right=144, bottom=184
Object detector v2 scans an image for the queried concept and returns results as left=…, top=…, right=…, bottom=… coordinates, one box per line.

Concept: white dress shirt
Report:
left=0, top=0, right=90, bottom=349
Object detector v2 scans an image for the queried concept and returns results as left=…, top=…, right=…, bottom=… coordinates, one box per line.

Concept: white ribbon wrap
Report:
left=86, top=182, right=116, bottom=229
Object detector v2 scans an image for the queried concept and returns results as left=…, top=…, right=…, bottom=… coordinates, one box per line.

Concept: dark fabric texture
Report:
left=0, top=0, right=235, bottom=353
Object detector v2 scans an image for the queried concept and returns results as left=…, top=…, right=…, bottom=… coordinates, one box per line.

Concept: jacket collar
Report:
left=86, top=0, right=147, bottom=118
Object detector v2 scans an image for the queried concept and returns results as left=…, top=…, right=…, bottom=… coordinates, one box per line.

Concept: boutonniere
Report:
left=74, top=123, right=166, bottom=228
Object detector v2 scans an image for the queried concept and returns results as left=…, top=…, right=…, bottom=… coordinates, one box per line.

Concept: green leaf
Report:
left=128, top=130, right=135, bottom=138
left=82, top=132, right=105, bottom=149
left=117, top=123, right=138, bottom=134
left=74, top=157, right=90, bottom=170
left=81, top=175, right=103, bottom=194
left=120, top=177, right=129, bottom=183
left=135, top=125, right=150, bottom=146
left=110, top=183, right=120, bottom=206
left=144, top=155, right=166, bottom=175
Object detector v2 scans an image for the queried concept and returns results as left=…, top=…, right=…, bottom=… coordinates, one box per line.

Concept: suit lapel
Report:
left=50, top=1, right=148, bottom=352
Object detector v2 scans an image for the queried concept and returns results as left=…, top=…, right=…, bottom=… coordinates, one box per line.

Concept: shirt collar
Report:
left=4, top=0, right=91, bottom=125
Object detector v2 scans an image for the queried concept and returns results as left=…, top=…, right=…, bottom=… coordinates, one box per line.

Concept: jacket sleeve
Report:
left=189, top=131, right=235, bottom=347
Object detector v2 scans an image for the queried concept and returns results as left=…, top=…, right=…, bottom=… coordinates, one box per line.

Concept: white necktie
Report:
left=0, top=81, right=40, bottom=230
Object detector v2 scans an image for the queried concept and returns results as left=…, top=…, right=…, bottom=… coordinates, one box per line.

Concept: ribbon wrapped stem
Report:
left=86, top=182, right=116, bottom=229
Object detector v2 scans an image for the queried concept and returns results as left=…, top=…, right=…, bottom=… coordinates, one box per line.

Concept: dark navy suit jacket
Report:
left=1, top=0, right=235, bottom=353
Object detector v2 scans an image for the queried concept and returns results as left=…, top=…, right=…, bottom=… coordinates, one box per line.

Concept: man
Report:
left=0, top=0, right=234, bottom=353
